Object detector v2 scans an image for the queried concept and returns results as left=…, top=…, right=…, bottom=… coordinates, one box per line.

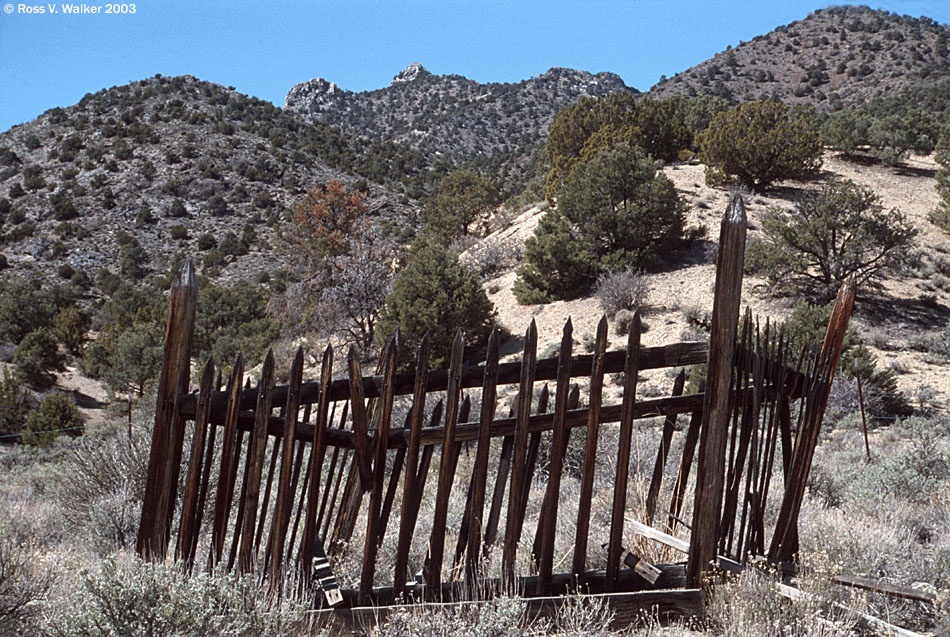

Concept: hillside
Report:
left=0, top=75, right=421, bottom=290
left=650, top=5, right=950, bottom=117
left=474, top=150, right=950, bottom=407
left=285, top=64, right=636, bottom=183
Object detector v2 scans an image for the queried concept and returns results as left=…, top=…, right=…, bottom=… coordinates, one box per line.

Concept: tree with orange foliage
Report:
left=290, top=179, right=368, bottom=264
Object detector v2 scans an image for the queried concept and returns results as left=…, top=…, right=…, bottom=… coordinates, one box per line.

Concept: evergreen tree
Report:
left=700, top=100, right=822, bottom=190
left=515, top=144, right=686, bottom=303
left=424, top=169, right=501, bottom=241
left=376, top=238, right=495, bottom=368
left=0, top=367, right=29, bottom=439
left=21, top=392, right=84, bottom=447
left=748, top=179, right=917, bottom=298
left=52, top=306, right=90, bottom=356
left=14, top=330, right=65, bottom=389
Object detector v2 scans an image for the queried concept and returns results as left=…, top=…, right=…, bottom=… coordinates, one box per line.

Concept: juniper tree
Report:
left=515, top=144, right=685, bottom=303
left=376, top=237, right=495, bottom=368
left=748, top=178, right=917, bottom=298
left=700, top=100, right=822, bottom=191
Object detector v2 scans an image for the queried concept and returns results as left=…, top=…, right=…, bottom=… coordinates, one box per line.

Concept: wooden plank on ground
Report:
left=319, top=588, right=702, bottom=632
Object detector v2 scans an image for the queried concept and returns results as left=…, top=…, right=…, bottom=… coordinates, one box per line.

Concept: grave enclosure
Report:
left=135, top=195, right=858, bottom=624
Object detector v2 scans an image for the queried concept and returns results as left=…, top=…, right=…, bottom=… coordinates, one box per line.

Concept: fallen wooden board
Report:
left=626, top=518, right=742, bottom=574
left=776, top=582, right=925, bottom=637
left=629, top=520, right=926, bottom=637
left=831, top=574, right=937, bottom=604
left=313, top=588, right=703, bottom=633
left=339, top=564, right=689, bottom=608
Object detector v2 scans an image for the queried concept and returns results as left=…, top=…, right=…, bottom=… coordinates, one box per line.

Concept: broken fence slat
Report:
left=607, top=312, right=642, bottom=591
left=573, top=316, right=609, bottom=579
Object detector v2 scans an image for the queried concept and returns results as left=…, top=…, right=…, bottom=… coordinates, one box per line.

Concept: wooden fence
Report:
left=136, top=195, right=855, bottom=619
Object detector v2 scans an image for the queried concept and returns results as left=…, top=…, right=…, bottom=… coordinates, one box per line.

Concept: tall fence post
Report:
left=137, top=261, right=198, bottom=561
left=687, top=195, right=746, bottom=587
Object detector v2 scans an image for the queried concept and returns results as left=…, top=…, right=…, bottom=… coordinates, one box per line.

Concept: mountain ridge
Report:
left=649, top=5, right=950, bottom=115
left=285, top=64, right=636, bottom=181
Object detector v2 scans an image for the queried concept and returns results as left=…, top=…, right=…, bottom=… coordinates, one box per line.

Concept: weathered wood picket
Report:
left=136, top=195, right=855, bottom=622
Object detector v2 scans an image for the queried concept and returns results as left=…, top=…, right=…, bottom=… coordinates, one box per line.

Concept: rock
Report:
left=392, top=63, right=431, bottom=85
left=283, top=77, right=349, bottom=113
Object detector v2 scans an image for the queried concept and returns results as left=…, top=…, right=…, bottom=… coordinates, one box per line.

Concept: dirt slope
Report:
left=480, top=151, right=949, bottom=408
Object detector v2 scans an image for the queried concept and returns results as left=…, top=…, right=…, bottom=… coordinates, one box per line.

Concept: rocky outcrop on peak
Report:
left=283, top=77, right=351, bottom=114
left=392, top=63, right=431, bottom=85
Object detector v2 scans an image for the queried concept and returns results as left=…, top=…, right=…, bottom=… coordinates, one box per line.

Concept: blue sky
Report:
left=0, top=0, right=947, bottom=132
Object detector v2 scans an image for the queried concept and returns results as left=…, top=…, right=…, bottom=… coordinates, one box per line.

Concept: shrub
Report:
left=748, top=179, right=917, bottom=298
left=0, top=504, right=52, bottom=635
left=56, top=263, right=74, bottom=280
left=193, top=281, right=280, bottom=370
left=290, top=179, right=367, bottom=262
left=21, top=165, right=45, bottom=192
left=13, top=330, right=64, bottom=389
left=197, top=232, right=217, bottom=250
left=699, top=100, right=822, bottom=190
left=819, top=109, right=872, bottom=154
left=544, top=93, right=692, bottom=200
left=23, top=133, right=41, bottom=150
left=867, top=109, right=940, bottom=165
left=376, top=238, right=495, bottom=368
left=49, top=423, right=150, bottom=552
left=593, top=266, right=649, bottom=317
left=515, top=144, right=685, bottom=303
left=206, top=194, right=230, bottom=217
left=781, top=299, right=907, bottom=416
left=167, top=198, right=187, bottom=218
left=0, top=254, right=8, bottom=271
left=460, top=235, right=522, bottom=281
left=52, top=306, right=90, bottom=356
left=43, top=556, right=311, bottom=636
left=170, top=224, right=189, bottom=241
left=0, top=367, right=29, bottom=439
left=50, top=191, right=78, bottom=221
left=134, top=206, right=155, bottom=227
left=218, top=231, right=247, bottom=257
left=119, top=238, right=149, bottom=280
left=877, top=416, right=950, bottom=502
left=21, top=391, right=83, bottom=446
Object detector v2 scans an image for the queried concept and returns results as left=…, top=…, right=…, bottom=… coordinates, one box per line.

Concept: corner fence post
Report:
left=137, top=261, right=198, bottom=561
left=687, top=195, right=746, bottom=587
